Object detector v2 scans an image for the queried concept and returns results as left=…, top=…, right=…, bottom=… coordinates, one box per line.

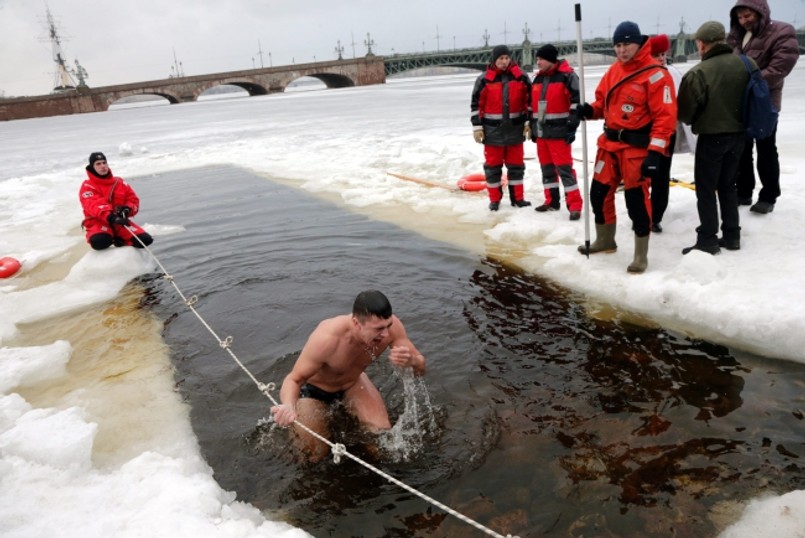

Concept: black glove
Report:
left=579, top=102, right=594, bottom=120
left=115, top=205, right=132, bottom=217
left=565, top=133, right=576, bottom=145
left=107, top=211, right=129, bottom=226
left=641, top=150, right=663, bottom=179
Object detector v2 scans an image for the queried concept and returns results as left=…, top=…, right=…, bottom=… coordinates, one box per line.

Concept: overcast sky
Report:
left=0, top=0, right=802, bottom=97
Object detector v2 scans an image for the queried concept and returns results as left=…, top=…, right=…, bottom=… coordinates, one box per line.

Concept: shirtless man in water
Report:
left=271, top=290, right=426, bottom=461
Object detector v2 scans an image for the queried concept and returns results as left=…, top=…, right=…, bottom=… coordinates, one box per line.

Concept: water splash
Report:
left=380, top=366, right=438, bottom=462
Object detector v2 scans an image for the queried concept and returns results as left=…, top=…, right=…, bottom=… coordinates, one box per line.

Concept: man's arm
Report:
left=471, top=75, right=490, bottom=127
left=676, top=71, right=704, bottom=127
left=566, top=71, right=581, bottom=133
left=761, top=24, right=799, bottom=84
left=79, top=182, right=113, bottom=219
left=646, top=69, right=678, bottom=155
left=387, top=315, right=426, bottom=376
left=120, top=180, right=141, bottom=216
left=271, top=323, right=332, bottom=426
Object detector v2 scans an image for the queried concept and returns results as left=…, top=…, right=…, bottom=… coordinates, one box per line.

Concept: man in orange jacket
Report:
left=578, top=21, right=677, bottom=273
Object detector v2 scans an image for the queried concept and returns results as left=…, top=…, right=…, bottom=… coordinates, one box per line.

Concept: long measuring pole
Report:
left=575, top=3, right=591, bottom=257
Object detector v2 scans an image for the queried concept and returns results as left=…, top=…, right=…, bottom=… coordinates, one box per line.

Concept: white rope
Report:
left=125, top=227, right=520, bottom=538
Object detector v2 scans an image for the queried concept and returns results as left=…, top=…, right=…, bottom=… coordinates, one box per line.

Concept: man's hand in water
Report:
left=271, top=404, right=297, bottom=427
left=389, top=346, right=422, bottom=369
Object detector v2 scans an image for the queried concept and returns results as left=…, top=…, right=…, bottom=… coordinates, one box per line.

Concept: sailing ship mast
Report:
left=46, top=7, right=78, bottom=92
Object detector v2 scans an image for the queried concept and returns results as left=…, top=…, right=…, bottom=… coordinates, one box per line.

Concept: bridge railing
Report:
left=382, top=35, right=702, bottom=77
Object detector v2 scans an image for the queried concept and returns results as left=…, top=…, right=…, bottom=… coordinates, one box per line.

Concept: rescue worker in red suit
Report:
left=578, top=21, right=677, bottom=273
left=529, top=44, right=583, bottom=220
left=79, top=152, right=154, bottom=250
left=471, top=45, right=532, bottom=211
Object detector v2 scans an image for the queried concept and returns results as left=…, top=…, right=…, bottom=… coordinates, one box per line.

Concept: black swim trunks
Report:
left=299, top=383, right=345, bottom=404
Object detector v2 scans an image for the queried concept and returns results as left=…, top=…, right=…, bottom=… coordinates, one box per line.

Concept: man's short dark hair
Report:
left=353, top=290, right=392, bottom=321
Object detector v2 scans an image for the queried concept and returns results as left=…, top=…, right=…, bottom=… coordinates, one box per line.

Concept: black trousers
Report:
left=694, top=133, right=746, bottom=246
left=736, top=127, right=780, bottom=204
left=651, top=133, right=676, bottom=225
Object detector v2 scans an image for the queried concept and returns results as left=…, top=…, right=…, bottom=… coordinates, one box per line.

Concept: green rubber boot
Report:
left=578, top=223, right=617, bottom=255
left=627, top=234, right=650, bottom=274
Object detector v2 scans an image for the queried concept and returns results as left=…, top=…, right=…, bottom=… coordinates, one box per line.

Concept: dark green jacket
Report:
left=677, top=43, right=750, bottom=135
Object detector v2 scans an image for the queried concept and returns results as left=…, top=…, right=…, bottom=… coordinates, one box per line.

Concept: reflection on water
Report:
left=137, top=167, right=805, bottom=537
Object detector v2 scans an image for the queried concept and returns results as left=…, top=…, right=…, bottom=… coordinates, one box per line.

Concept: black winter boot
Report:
left=718, top=237, right=740, bottom=250
left=507, top=165, right=530, bottom=207
left=484, top=164, right=504, bottom=211
left=510, top=187, right=532, bottom=208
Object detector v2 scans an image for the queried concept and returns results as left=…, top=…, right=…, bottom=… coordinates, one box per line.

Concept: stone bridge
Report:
left=4, top=29, right=803, bottom=122
left=0, top=56, right=385, bottom=121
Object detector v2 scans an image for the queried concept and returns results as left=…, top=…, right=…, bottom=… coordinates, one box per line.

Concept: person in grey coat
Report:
left=727, top=0, right=800, bottom=214
left=677, top=21, right=751, bottom=255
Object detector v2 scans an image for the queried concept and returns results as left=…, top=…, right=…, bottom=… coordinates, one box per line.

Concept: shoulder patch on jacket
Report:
left=663, top=85, right=672, bottom=104
left=649, top=71, right=665, bottom=84
left=81, top=191, right=94, bottom=198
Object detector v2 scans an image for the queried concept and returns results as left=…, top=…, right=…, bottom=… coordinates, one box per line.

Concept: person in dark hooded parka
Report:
left=727, top=0, right=799, bottom=214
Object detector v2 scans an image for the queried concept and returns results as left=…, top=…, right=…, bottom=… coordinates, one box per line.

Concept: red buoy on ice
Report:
left=455, top=172, right=508, bottom=191
left=461, top=172, right=487, bottom=183
left=0, top=256, right=21, bottom=278
left=457, top=174, right=487, bottom=191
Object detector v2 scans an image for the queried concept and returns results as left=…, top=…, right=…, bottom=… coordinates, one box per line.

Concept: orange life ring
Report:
left=456, top=172, right=509, bottom=191
left=0, top=256, right=21, bottom=279
left=457, top=177, right=487, bottom=191
left=461, top=173, right=487, bottom=183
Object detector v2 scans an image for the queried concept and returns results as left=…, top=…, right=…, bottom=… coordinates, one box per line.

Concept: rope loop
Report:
left=186, top=294, right=198, bottom=307
left=220, top=335, right=233, bottom=349
left=162, top=273, right=175, bottom=282
left=331, top=443, right=346, bottom=464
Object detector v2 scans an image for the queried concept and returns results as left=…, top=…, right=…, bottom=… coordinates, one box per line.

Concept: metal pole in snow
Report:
left=575, top=3, right=591, bottom=257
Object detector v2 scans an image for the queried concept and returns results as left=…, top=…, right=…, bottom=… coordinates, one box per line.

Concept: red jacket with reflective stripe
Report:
left=531, top=59, right=581, bottom=139
left=471, top=63, right=531, bottom=146
left=589, top=41, right=677, bottom=155
left=79, top=167, right=141, bottom=228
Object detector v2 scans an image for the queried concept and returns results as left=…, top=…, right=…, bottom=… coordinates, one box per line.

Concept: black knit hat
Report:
left=491, top=44, right=512, bottom=63
left=613, top=21, right=643, bottom=45
left=88, top=152, right=107, bottom=166
left=536, top=44, right=559, bottom=63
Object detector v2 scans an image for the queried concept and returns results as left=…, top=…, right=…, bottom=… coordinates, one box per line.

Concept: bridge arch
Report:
left=277, top=71, right=357, bottom=91
left=196, top=80, right=269, bottom=97
left=307, top=72, right=355, bottom=88
left=104, top=90, right=182, bottom=110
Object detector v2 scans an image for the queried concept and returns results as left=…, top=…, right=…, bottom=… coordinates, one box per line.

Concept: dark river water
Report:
left=136, top=166, right=805, bottom=538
